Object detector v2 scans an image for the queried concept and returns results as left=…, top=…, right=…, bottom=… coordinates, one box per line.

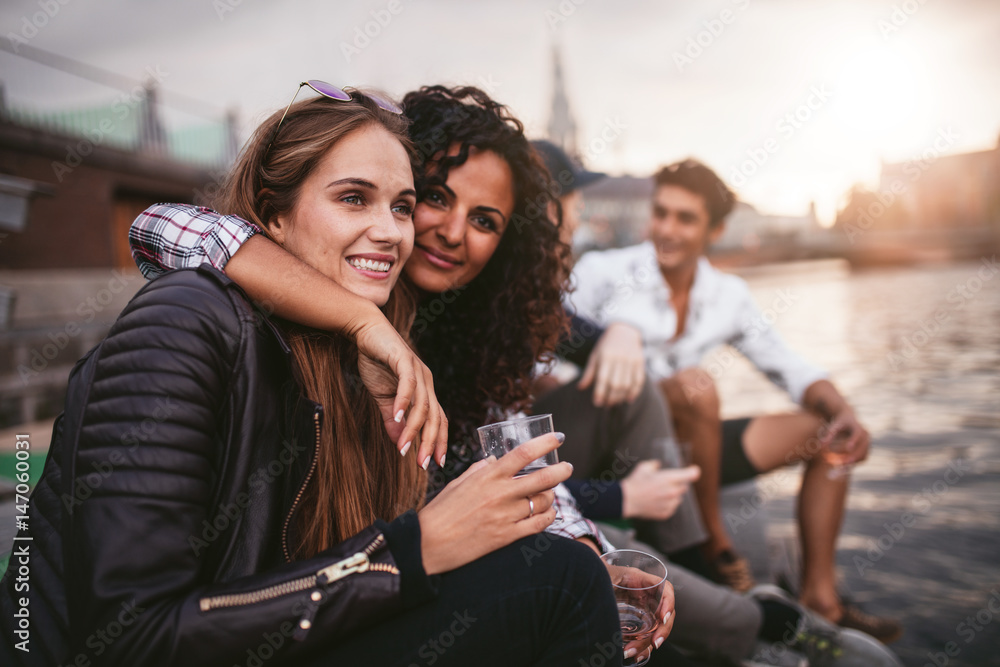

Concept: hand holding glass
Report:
left=477, top=414, right=559, bottom=476
left=822, top=427, right=854, bottom=479
left=477, top=414, right=561, bottom=522
left=600, top=549, right=668, bottom=666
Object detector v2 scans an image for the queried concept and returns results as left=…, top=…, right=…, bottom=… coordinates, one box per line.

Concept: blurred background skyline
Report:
left=1, top=0, right=999, bottom=224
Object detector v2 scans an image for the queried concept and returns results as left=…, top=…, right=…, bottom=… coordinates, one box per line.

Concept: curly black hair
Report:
left=401, top=85, right=572, bottom=474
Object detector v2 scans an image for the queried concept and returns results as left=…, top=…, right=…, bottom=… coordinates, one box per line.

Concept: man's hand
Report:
left=620, top=460, right=701, bottom=520
left=578, top=323, right=646, bottom=407
left=820, top=408, right=870, bottom=465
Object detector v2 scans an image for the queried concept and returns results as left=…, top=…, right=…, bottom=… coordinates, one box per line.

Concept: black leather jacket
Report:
left=0, top=266, right=436, bottom=665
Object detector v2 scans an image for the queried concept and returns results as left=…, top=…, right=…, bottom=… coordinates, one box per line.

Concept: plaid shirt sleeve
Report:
left=544, top=483, right=615, bottom=553
left=129, top=203, right=260, bottom=280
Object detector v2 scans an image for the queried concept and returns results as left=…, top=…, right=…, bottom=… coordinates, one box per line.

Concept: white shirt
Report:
left=567, top=242, right=828, bottom=404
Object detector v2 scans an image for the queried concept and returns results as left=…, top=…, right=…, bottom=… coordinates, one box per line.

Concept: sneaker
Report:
left=743, top=641, right=808, bottom=666
left=711, top=549, right=757, bottom=593
left=837, top=603, right=903, bottom=644
left=749, top=585, right=904, bottom=667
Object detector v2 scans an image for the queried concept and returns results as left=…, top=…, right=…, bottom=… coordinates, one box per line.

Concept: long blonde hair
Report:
left=216, top=90, right=426, bottom=558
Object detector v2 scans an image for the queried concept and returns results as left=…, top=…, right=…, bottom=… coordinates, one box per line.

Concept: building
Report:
left=878, top=136, right=1000, bottom=232
left=546, top=45, right=579, bottom=159
left=0, top=46, right=234, bottom=427
left=835, top=134, right=1000, bottom=263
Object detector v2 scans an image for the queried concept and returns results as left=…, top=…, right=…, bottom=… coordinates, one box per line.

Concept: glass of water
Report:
left=476, top=414, right=558, bottom=476
left=477, top=414, right=561, bottom=523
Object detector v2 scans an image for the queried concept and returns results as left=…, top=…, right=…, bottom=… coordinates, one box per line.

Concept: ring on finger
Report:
left=527, top=497, right=535, bottom=518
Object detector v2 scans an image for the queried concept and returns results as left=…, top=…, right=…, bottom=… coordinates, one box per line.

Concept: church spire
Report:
left=547, top=44, right=578, bottom=158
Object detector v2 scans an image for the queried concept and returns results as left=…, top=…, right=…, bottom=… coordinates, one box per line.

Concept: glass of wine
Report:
left=600, top=549, right=668, bottom=666
left=477, top=414, right=561, bottom=522
left=822, top=427, right=854, bottom=480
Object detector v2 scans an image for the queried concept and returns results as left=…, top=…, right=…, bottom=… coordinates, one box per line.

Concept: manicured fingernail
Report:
left=394, top=409, right=405, bottom=423
left=624, top=647, right=637, bottom=659
left=438, top=452, right=447, bottom=467
left=554, top=432, right=565, bottom=444
left=399, top=441, right=411, bottom=457
left=663, top=611, right=672, bottom=623
left=421, top=455, right=431, bottom=470
left=654, top=637, right=664, bottom=649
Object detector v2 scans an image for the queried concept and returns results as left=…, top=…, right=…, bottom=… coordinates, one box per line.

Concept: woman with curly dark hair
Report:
left=398, top=85, right=572, bottom=469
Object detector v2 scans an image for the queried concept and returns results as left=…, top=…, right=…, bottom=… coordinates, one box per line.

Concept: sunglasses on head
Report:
left=267, top=80, right=403, bottom=154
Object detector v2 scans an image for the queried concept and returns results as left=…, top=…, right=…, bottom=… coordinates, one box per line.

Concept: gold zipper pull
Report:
left=316, top=551, right=370, bottom=585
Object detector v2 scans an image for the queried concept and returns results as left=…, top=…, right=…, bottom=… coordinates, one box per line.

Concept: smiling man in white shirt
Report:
left=568, top=159, right=902, bottom=643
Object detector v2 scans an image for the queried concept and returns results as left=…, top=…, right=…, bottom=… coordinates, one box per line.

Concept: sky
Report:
left=2, top=0, right=999, bottom=225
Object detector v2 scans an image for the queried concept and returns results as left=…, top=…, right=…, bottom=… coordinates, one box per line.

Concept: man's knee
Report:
left=663, top=368, right=719, bottom=419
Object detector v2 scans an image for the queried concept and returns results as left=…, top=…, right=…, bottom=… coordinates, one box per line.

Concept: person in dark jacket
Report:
left=0, top=86, right=622, bottom=666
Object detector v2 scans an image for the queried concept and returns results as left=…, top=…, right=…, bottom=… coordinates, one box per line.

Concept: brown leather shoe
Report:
left=711, top=549, right=757, bottom=593
left=838, top=603, right=904, bottom=644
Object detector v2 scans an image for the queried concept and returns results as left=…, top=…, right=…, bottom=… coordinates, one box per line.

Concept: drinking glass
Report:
left=477, top=414, right=561, bottom=522
left=477, top=414, right=558, bottom=476
left=654, top=437, right=692, bottom=469
left=823, top=429, right=854, bottom=479
left=600, top=549, right=667, bottom=667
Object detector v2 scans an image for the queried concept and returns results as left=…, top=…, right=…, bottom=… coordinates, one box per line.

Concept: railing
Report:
left=0, top=43, right=238, bottom=171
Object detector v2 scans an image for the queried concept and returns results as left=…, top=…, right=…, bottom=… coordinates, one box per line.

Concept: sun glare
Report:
left=829, top=45, right=933, bottom=157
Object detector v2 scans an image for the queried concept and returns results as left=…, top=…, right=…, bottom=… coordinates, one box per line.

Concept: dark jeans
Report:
left=290, top=535, right=623, bottom=667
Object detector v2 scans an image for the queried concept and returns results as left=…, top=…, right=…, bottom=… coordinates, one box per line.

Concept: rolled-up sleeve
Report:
left=544, top=483, right=615, bottom=553
left=129, top=204, right=259, bottom=280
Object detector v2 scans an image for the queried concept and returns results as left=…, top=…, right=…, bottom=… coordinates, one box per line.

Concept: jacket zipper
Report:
left=281, top=405, right=323, bottom=563
left=198, top=534, right=397, bottom=613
